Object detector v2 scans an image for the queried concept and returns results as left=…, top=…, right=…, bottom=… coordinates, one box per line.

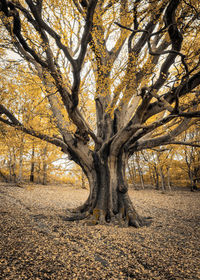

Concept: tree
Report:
left=0, top=0, right=200, bottom=227
left=141, top=147, right=174, bottom=190
left=180, top=123, right=200, bottom=190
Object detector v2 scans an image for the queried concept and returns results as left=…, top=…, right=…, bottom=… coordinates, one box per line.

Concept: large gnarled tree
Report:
left=0, top=0, right=200, bottom=226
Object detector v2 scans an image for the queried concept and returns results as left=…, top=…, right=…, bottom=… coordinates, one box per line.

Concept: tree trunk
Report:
left=8, top=148, right=17, bottom=183
left=42, top=146, right=48, bottom=185
left=127, top=159, right=136, bottom=189
left=136, top=153, right=145, bottom=189
left=166, top=167, right=172, bottom=191
left=18, top=137, right=24, bottom=183
left=159, top=166, right=166, bottom=191
left=30, top=145, right=35, bottom=182
left=42, top=162, right=47, bottom=185
left=64, top=151, right=151, bottom=227
left=153, top=166, right=160, bottom=190
left=149, top=166, right=155, bottom=187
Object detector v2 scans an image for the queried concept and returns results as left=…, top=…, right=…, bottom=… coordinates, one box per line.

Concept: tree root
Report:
left=61, top=206, right=153, bottom=228
left=60, top=210, right=90, bottom=221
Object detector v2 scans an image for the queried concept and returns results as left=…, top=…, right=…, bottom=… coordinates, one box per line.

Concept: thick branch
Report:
left=71, top=0, right=98, bottom=109
left=166, top=141, right=200, bottom=148
left=178, top=111, right=200, bottom=118
left=129, top=118, right=191, bottom=153
left=0, top=1, right=48, bottom=68
left=144, top=71, right=200, bottom=121
left=115, top=21, right=188, bottom=75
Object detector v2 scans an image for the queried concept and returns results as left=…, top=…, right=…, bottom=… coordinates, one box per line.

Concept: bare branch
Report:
left=178, top=111, right=200, bottom=118
left=167, top=141, right=200, bottom=148
left=130, top=118, right=191, bottom=153
left=0, top=1, right=48, bottom=68
left=0, top=106, right=68, bottom=150
left=71, top=0, right=98, bottom=109
left=144, top=71, right=200, bottom=121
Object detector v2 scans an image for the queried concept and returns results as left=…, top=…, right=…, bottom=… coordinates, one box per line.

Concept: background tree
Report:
left=1, top=0, right=200, bottom=227
left=177, top=123, right=200, bottom=190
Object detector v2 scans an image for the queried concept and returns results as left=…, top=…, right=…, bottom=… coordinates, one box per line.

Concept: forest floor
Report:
left=0, top=182, right=200, bottom=280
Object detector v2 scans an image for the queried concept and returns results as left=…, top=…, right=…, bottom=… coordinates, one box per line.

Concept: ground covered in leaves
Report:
left=0, top=183, right=199, bottom=280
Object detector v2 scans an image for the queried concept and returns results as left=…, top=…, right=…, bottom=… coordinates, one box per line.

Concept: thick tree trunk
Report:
left=64, top=151, right=151, bottom=227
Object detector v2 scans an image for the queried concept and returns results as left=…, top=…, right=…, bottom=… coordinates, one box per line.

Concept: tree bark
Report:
left=42, top=145, right=48, bottom=185
left=8, top=148, right=17, bottom=183
left=64, top=150, right=151, bottom=227
left=136, top=153, right=145, bottom=189
left=127, top=159, right=136, bottom=189
left=166, top=167, right=172, bottom=191
left=159, top=166, right=166, bottom=191
left=30, top=144, right=35, bottom=183
left=18, top=135, right=25, bottom=183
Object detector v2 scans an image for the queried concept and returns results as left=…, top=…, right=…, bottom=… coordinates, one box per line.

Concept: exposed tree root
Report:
left=61, top=206, right=153, bottom=228
left=61, top=209, right=90, bottom=221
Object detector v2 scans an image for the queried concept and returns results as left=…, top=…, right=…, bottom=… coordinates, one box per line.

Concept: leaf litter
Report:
left=0, top=183, right=200, bottom=280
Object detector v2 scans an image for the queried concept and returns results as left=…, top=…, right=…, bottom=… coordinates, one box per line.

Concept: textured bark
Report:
left=63, top=150, right=151, bottom=227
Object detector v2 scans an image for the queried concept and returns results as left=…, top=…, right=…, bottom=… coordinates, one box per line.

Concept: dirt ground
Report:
left=0, top=183, right=199, bottom=280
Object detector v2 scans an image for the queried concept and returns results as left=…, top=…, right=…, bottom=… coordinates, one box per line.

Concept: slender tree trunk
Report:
left=166, top=167, right=172, bottom=191
left=42, top=146, right=48, bottom=185
left=151, top=166, right=157, bottom=188
left=136, top=153, right=144, bottom=189
left=42, top=162, right=47, bottom=185
left=8, top=148, right=17, bottom=183
left=149, top=166, right=154, bottom=187
left=8, top=152, right=12, bottom=182
left=153, top=166, right=160, bottom=190
left=159, top=166, right=165, bottom=191
left=30, top=145, right=35, bottom=182
left=18, top=138, right=24, bottom=183
left=36, top=163, right=41, bottom=184
left=188, top=169, right=193, bottom=185
left=127, top=159, right=136, bottom=188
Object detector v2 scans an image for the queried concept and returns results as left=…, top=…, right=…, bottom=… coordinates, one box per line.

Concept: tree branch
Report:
left=0, top=112, right=68, bottom=151
left=0, top=1, right=48, bottom=68
left=71, top=0, right=98, bottom=109
left=129, top=118, right=191, bottom=153
left=166, top=141, right=200, bottom=148
left=144, top=71, right=200, bottom=121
